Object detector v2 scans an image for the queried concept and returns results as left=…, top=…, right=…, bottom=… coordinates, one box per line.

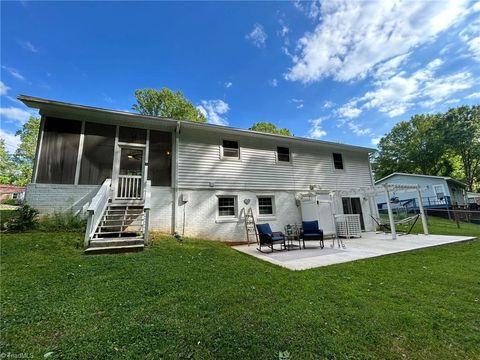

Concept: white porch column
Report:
left=416, top=186, right=429, bottom=235
left=384, top=185, right=396, bottom=239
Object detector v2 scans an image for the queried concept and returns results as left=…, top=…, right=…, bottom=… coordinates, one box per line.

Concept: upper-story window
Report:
left=277, top=146, right=290, bottom=162
left=222, top=140, right=240, bottom=159
left=333, top=153, right=344, bottom=170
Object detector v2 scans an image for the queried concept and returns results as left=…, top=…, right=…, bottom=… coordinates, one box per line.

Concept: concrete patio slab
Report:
left=232, top=232, right=477, bottom=270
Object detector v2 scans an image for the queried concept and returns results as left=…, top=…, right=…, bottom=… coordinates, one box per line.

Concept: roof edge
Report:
left=18, top=95, right=376, bottom=153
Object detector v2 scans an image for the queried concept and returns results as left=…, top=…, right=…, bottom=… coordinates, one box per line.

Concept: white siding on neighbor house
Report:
left=375, top=175, right=455, bottom=205
left=177, top=128, right=373, bottom=191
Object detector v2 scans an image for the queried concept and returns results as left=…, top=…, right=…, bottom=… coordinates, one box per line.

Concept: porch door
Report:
left=115, top=147, right=144, bottom=200
left=342, top=197, right=365, bottom=230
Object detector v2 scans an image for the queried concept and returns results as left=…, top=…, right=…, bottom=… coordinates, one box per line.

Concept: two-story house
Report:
left=19, top=95, right=377, bottom=252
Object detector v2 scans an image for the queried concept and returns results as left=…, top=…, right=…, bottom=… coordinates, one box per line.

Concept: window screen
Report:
left=148, top=130, right=172, bottom=186
left=79, top=122, right=115, bottom=185
left=333, top=153, right=344, bottom=170
left=36, top=117, right=81, bottom=184
left=222, top=140, right=239, bottom=159
left=277, top=147, right=290, bottom=162
left=218, top=196, right=236, bottom=216
left=119, top=126, right=146, bottom=144
left=258, top=197, right=274, bottom=215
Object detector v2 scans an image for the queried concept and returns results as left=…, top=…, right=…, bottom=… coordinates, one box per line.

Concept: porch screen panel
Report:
left=148, top=130, right=172, bottom=186
left=119, top=126, right=146, bottom=144
left=36, top=117, right=81, bottom=184
left=79, top=122, right=115, bottom=185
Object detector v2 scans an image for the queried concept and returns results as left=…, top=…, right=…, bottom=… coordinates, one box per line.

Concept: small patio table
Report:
left=284, top=224, right=302, bottom=250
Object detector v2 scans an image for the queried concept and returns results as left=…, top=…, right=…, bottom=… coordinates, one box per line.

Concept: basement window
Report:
left=222, top=140, right=240, bottom=159
left=333, top=153, right=344, bottom=170
left=277, top=147, right=290, bottom=162
left=218, top=196, right=237, bottom=217
left=258, top=196, right=274, bottom=216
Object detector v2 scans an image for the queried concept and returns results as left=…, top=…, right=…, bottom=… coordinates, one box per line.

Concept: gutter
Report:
left=172, top=121, right=181, bottom=234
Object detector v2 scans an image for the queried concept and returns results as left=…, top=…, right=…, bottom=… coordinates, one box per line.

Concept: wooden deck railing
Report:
left=117, top=175, right=143, bottom=199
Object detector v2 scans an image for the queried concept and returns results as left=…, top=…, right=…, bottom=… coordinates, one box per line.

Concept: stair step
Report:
left=94, top=230, right=142, bottom=236
left=85, top=244, right=144, bottom=254
left=89, top=238, right=144, bottom=248
left=98, top=223, right=143, bottom=227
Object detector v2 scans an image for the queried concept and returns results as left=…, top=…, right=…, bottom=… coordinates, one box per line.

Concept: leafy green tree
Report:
left=12, top=117, right=40, bottom=186
left=250, top=122, right=292, bottom=136
left=373, top=114, right=454, bottom=179
left=0, top=138, right=14, bottom=184
left=132, top=88, right=206, bottom=122
left=442, top=105, right=480, bottom=191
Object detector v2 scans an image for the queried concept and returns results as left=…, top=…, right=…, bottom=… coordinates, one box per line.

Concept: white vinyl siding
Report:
left=178, top=128, right=373, bottom=190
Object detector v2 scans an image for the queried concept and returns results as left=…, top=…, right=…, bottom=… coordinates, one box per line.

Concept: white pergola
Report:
left=331, top=183, right=429, bottom=240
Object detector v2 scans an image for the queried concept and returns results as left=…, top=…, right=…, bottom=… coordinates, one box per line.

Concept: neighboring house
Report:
left=19, top=95, right=377, bottom=251
left=375, top=173, right=468, bottom=211
left=0, top=185, right=26, bottom=203
left=467, top=192, right=480, bottom=207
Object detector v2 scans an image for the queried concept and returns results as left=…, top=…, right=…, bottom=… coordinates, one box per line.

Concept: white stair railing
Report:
left=143, top=180, right=151, bottom=244
left=117, top=175, right=143, bottom=199
left=84, top=178, right=111, bottom=248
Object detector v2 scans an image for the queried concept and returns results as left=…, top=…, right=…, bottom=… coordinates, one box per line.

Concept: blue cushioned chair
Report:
left=256, top=223, right=286, bottom=253
left=301, top=220, right=324, bottom=249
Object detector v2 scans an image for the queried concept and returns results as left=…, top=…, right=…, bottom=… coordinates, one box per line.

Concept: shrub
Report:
left=7, top=205, right=39, bottom=232
left=1, top=198, right=19, bottom=206
left=38, top=212, right=87, bottom=232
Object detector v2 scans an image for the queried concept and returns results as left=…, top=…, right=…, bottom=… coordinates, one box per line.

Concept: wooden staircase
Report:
left=84, top=179, right=151, bottom=254
left=85, top=203, right=145, bottom=253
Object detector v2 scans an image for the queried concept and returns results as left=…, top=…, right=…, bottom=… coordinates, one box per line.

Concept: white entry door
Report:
left=115, top=147, right=145, bottom=200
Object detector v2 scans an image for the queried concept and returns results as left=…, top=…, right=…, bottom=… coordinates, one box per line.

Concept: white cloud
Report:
left=269, top=78, right=278, bottom=87
left=279, top=25, right=289, bottom=37
left=224, top=82, right=233, bottom=88
left=347, top=121, right=372, bottom=136
left=19, top=40, right=38, bottom=53
left=465, top=92, right=480, bottom=99
left=293, top=0, right=321, bottom=20
left=1, top=66, right=25, bottom=80
left=0, top=81, right=10, bottom=96
left=0, top=128, right=21, bottom=153
left=285, top=0, right=469, bottom=83
left=196, top=100, right=230, bottom=126
left=371, top=137, right=381, bottom=146
left=338, top=103, right=362, bottom=118
left=291, top=98, right=304, bottom=109
left=346, top=58, right=474, bottom=117
left=246, top=23, right=268, bottom=48
left=459, top=19, right=480, bottom=61
left=0, top=107, right=34, bottom=124
left=323, top=100, right=335, bottom=109
left=308, top=116, right=328, bottom=139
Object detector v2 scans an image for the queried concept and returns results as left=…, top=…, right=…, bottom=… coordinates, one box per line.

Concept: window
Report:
left=218, top=196, right=236, bottom=217
left=148, top=130, right=172, bottom=186
left=36, top=117, right=82, bottom=184
left=277, top=147, right=290, bottom=162
left=222, top=140, right=239, bottom=159
left=258, top=196, right=274, bottom=215
left=333, top=153, right=344, bottom=170
left=79, top=122, right=115, bottom=185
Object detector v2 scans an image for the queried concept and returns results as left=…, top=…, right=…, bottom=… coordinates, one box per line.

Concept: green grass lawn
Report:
left=1, top=231, right=479, bottom=359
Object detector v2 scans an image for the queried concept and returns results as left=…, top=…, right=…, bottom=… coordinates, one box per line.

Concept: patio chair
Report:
left=300, top=220, right=324, bottom=249
left=256, top=223, right=286, bottom=253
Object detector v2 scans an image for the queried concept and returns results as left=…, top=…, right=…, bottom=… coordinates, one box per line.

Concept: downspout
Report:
left=172, top=121, right=181, bottom=234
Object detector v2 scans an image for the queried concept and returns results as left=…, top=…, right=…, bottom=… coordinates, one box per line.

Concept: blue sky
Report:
left=1, top=0, right=479, bottom=153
